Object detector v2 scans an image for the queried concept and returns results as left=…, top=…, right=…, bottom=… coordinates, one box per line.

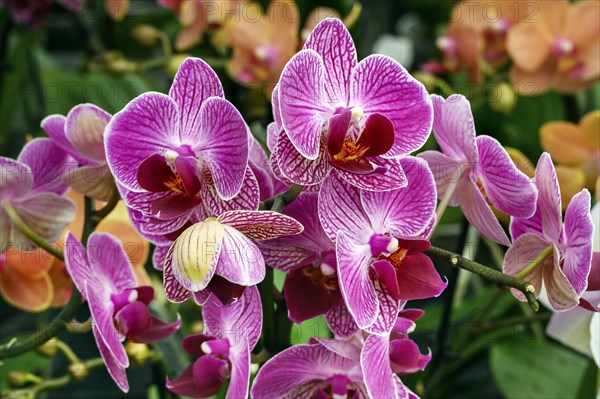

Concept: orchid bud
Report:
left=125, top=342, right=150, bottom=367
left=68, top=362, right=89, bottom=381
left=8, top=372, right=28, bottom=387
left=36, top=338, right=58, bottom=357
left=131, top=24, right=159, bottom=47
left=166, top=54, right=192, bottom=78
left=488, top=83, right=517, bottom=115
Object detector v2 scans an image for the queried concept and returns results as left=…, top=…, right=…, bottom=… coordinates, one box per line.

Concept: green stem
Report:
left=516, top=246, right=553, bottom=280
left=262, top=184, right=304, bottom=213
left=3, top=202, right=64, bottom=260
left=32, top=357, right=105, bottom=395
left=55, top=340, right=80, bottom=364
left=258, top=267, right=275, bottom=354
left=92, top=186, right=120, bottom=221
left=426, top=245, right=540, bottom=312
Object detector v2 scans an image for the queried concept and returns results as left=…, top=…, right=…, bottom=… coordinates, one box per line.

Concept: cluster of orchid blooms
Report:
left=1, top=18, right=598, bottom=398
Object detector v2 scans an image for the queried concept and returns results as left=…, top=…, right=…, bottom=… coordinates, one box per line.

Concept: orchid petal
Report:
left=87, top=233, right=136, bottom=293
left=336, top=230, right=378, bottom=330
left=535, top=153, right=562, bottom=242
left=361, top=335, right=397, bottom=399
left=63, top=164, right=115, bottom=202
left=92, top=325, right=129, bottom=393
left=276, top=129, right=331, bottom=185
left=543, top=245, right=580, bottom=311
left=318, top=173, right=373, bottom=243
left=457, top=181, right=511, bottom=246
left=216, top=225, right=265, bottom=286
left=227, top=344, right=251, bottom=399
left=105, top=92, right=180, bottom=192
left=163, top=244, right=192, bottom=302
left=418, top=150, right=464, bottom=207
left=65, top=104, right=111, bottom=162
left=395, top=253, right=447, bottom=300
left=217, top=210, right=303, bottom=240
left=195, top=97, right=249, bottom=200
left=476, top=135, right=537, bottom=218
left=325, top=304, right=359, bottom=339
left=350, top=55, right=432, bottom=157
left=18, top=138, right=72, bottom=195
left=0, top=157, right=32, bottom=201
left=361, top=156, right=436, bottom=237
left=200, top=166, right=260, bottom=215
left=562, top=189, right=593, bottom=296
left=304, top=18, right=356, bottom=105
left=503, top=232, right=548, bottom=302
left=279, top=49, right=330, bottom=160
left=335, top=156, right=407, bottom=191
left=169, top=57, right=224, bottom=143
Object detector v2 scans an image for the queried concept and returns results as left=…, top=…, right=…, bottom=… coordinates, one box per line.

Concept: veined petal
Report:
left=562, top=189, right=593, bottom=296
left=216, top=225, right=265, bottom=286
left=535, top=153, right=562, bottom=242
left=203, top=285, right=262, bottom=349
left=41, top=114, right=81, bottom=161
left=251, top=343, right=360, bottom=399
left=361, top=335, right=397, bottom=399
left=279, top=49, right=330, bottom=160
left=194, top=97, right=249, bottom=200
left=217, top=210, right=303, bottom=240
left=0, top=157, right=32, bottom=201
left=18, top=138, right=72, bottom=195
left=277, top=129, right=331, bottom=185
left=163, top=244, right=192, bottom=303
left=457, top=181, right=511, bottom=246
left=350, top=55, right=432, bottom=158
left=153, top=245, right=169, bottom=270
left=365, top=279, right=402, bottom=335
left=336, top=230, right=378, bottom=330
left=87, top=233, right=137, bottom=293
left=284, top=266, right=336, bottom=323
left=92, top=325, right=129, bottom=393
left=170, top=221, right=223, bottom=292
left=509, top=206, right=543, bottom=241
left=503, top=232, right=549, bottom=302
left=105, top=92, right=180, bottom=192
left=227, top=344, right=251, bottom=399
left=63, top=164, right=115, bottom=202
left=476, top=136, right=537, bottom=218
left=543, top=245, right=580, bottom=311
left=200, top=166, right=260, bottom=215
left=271, top=85, right=283, bottom=131
left=335, top=156, right=407, bottom=191
left=169, top=57, right=224, bottom=143
left=304, top=18, right=357, bottom=106
left=360, top=156, right=436, bottom=237
left=85, top=281, right=129, bottom=368
left=66, top=104, right=111, bottom=162
left=325, top=304, right=359, bottom=339
left=64, top=232, right=95, bottom=297
left=418, top=150, right=465, bottom=207
left=318, top=172, right=374, bottom=243
left=11, top=193, right=76, bottom=250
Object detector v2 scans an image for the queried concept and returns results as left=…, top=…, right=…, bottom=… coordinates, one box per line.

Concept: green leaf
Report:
left=290, top=315, right=330, bottom=345
left=0, top=351, right=49, bottom=391
left=491, top=341, right=595, bottom=399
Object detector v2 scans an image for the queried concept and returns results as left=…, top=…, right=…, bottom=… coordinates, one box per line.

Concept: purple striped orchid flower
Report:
left=259, top=192, right=358, bottom=337
left=105, top=57, right=260, bottom=239
left=419, top=94, right=538, bottom=246
left=319, top=157, right=446, bottom=334
left=503, top=153, right=594, bottom=311
left=251, top=337, right=368, bottom=398
left=163, top=210, right=303, bottom=306
left=64, top=232, right=181, bottom=392
left=0, top=138, right=75, bottom=251
left=271, top=18, right=432, bottom=191
left=42, top=103, right=116, bottom=201
left=167, top=286, right=261, bottom=399
left=361, top=309, right=431, bottom=399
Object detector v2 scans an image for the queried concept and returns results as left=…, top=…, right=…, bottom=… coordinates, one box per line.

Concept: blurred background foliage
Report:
left=0, top=0, right=598, bottom=398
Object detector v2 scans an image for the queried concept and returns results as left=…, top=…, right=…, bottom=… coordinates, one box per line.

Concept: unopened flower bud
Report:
left=412, top=72, right=437, bottom=93
left=488, top=83, right=517, bottom=115
left=68, top=361, right=88, bottom=381
left=107, top=58, right=139, bottom=75
left=8, top=372, right=28, bottom=387
left=125, top=342, right=150, bottom=366
left=131, top=24, right=160, bottom=47
left=36, top=338, right=58, bottom=357
left=166, top=54, right=191, bottom=78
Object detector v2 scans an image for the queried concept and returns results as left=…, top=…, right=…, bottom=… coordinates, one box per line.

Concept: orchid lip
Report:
left=201, top=339, right=231, bottom=357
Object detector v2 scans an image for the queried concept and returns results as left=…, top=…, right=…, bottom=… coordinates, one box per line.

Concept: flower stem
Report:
left=516, top=246, right=553, bottom=280
left=3, top=202, right=64, bottom=261
left=262, top=184, right=304, bottom=213
left=258, top=267, right=275, bottom=354
left=92, top=185, right=120, bottom=221
left=426, top=245, right=540, bottom=312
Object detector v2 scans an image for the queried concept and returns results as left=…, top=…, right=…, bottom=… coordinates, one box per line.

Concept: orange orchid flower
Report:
left=438, top=0, right=533, bottom=83
left=159, top=0, right=247, bottom=51
left=105, top=0, right=129, bottom=21
left=0, top=190, right=150, bottom=312
left=224, top=0, right=300, bottom=97
left=540, top=110, right=600, bottom=190
left=507, top=0, right=600, bottom=94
